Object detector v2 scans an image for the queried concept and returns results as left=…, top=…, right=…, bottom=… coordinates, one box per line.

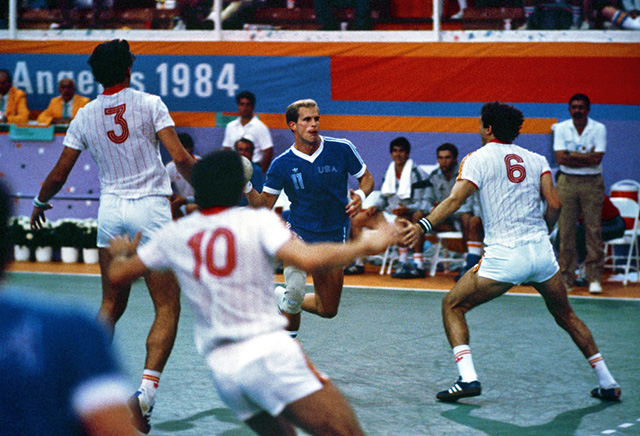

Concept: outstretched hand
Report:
left=396, top=217, right=423, bottom=247
left=359, top=220, right=402, bottom=255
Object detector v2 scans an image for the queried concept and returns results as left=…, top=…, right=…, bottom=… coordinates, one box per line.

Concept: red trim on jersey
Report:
left=201, top=206, right=231, bottom=215
left=102, top=85, right=126, bottom=95
left=488, top=139, right=510, bottom=144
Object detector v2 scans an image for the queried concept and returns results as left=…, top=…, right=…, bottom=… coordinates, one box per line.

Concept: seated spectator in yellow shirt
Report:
left=0, top=69, right=29, bottom=124
left=37, top=78, right=90, bottom=125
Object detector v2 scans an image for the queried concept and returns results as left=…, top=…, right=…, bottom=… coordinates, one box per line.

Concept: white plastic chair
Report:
left=428, top=231, right=465, bottom=277
left=610, top=179, right=640, bottom=201
left=603, top=197, right=639, bottom=286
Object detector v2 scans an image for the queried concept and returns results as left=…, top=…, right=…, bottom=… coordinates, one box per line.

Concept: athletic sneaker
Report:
left=591, top=386, right=621, bottom=402
left=436, top=377, right=482, bottom=402
left=344, top=263, right=365, bottom=275
left=391, top=262, right=425, bottom=279
left=128, top=390, right=153, bottom=434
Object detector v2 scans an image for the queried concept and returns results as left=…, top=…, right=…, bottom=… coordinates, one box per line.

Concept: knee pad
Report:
left=279, top=266, right=307, bottom=314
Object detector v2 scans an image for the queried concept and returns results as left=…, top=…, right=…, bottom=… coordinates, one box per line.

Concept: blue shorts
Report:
left=97, top=194, right=171, bottom=248
left=477, top=238, right=559, bottom=285
left=289, top=224, right=349, bottom=244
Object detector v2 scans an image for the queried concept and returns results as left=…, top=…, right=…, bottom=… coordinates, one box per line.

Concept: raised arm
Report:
left=30, top=146, right=82, bottom=229
left=158, top=126, right=197, bottom=184
left=540, top=172, right=562, bottom=230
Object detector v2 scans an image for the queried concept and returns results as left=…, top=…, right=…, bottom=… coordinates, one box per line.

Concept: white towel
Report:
left=381, top=159, right=413, bottom=200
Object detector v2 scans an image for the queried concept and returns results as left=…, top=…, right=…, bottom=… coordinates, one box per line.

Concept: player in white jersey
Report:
left=401, top=102, right=620, bottom=403
left=106, top=149, right=399, bottom=436
left=30, top=39, right=197, bottom=433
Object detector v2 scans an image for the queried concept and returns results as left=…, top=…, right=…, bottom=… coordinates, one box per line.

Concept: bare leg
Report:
left=532, top=272, right=598, bottom=358
left=301, top=267, right=344, bottom=318
left=442, top=270, right=512, bottom=347
left=282, top=380, right=366, bottom=436
left=97, top=247, right=131, bottom=336
left=246, top=412, right=297, bottom=436
left=143, top=270, right=181, bottom=372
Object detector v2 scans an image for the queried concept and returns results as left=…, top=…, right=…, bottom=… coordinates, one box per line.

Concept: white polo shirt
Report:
left=222, top=115, right=273, bottom=164
left=553, top=117, right=606, bottom=175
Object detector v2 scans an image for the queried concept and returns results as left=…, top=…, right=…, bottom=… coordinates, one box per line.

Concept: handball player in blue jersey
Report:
left=245, top=99, right=374, bottom=337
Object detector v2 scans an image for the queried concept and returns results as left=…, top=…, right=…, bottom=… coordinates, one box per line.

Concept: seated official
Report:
left=37, top=78, right=90, bottom=126
left=0, top=69, right=29, bottom=124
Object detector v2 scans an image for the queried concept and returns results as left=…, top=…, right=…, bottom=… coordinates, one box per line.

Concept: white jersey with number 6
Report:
left=63, top=87, right=174, bottom=198
left=459, top=141, right=552, bottom=248
left=137, top=207, right=290, bottom=356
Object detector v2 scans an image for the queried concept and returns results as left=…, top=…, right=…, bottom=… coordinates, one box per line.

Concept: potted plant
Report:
left=31, top=220, right=56, bottom=262
left=8, top=216, right=33, bottom=261
left=80, top=219, right=99, bottom=264
left=52, top=219, right=84, bottom=263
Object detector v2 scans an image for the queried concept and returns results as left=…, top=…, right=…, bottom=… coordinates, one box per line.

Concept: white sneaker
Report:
left=589, top=281, right=602, bottom=294
left=274, top=285, right=286, bottom=311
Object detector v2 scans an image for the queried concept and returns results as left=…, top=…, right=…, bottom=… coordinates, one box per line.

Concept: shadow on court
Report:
left=6, top=273, right=639, bottom=436
left=441, top=402, right=616, bottom=436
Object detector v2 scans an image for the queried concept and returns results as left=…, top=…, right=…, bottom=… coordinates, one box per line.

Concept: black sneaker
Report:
left=591, top=386, right=621, bottom=402
left=344, top=263, right=365, bottom=275
left=391, top=263, right=425, bottom=279
left=128, top=390, right=153, bottom=434
left=436, top=377, right=482, bottom=402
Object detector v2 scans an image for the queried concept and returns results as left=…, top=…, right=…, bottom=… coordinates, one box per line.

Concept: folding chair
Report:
left=428, top=231, right=465, bottom=277
left=603, top=197, right=639, bottom=286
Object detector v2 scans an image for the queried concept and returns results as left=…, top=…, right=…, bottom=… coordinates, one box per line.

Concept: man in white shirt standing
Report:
left=30, top=39, right=196, bottom=434
left=553, top=93, right=607, bottom=294
left=222, top=90, right=274, bottom=174
left=401, top=101, right=620, bottom=404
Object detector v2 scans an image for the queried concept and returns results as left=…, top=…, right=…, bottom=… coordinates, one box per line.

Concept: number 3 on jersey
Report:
left=105, top=104, right=130, bottom=144
left=504, top=153, right=526, bottom=183
left=188, top=229, right=236, bottom=280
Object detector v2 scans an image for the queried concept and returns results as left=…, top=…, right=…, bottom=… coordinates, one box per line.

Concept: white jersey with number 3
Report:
left=63, top=87, right=174, bottom=198
left=137, top=207, right=290, bottom=355
left=459, top=141, right=551, bottom=248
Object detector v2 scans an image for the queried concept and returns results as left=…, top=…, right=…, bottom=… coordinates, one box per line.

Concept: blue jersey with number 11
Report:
left=263, top=136, right=367, bottom=234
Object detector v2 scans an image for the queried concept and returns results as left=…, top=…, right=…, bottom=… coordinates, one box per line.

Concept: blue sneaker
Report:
left=591, top=386, right=621, bottom=402
left=436, top=377, right=482, bottom=402
left=128, top=390, right=153, bottom=434
left=391, top=262, right=425, bottom=279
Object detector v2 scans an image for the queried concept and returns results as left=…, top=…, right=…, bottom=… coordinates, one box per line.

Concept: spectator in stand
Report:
left=346, top=137, right=427, bottom=278
left=234, top=135, right=265, bottom=207
left=0, top=69, right=29, bottom=124
left=522, top=0, right=583, bottom=29
left=56, top=0, right=108, bottom=29
left=167, top=132, right=200, bottom=219
left=222, top=90, right=274, bottom=174
left=554, top=93, right=606, bottom=294
left=313, top=0, right=372, bottom=30
left=37, top=78, right=90, bottom=126
left=584, top=0, right=640, bottom=29
left=422, top=143, right=484, bottom=281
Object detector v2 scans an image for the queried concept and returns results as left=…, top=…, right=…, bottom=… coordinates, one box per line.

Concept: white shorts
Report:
left=97, top=194, right=171, bottom=248
left=206, top=331, right=325, bottom=421
left=477, top=237, right=559, bottom=285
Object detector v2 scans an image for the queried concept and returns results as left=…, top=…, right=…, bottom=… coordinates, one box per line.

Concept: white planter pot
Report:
left=35, top=246, right=53, bottom=262
left=14, top=245, right=30, bottom=261
left=60, top=246, right=79, bottom=263
left=83, top=248, right=99, bottom=264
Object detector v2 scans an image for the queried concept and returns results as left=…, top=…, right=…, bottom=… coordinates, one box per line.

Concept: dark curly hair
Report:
left=88, top=39, right=135, bottom=88
left=481, top=102, right=524, bottom=143
left=192, top=150, right=244, bottom=208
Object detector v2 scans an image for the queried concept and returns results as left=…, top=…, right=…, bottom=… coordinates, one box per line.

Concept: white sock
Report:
left=398, top=247, right=409, bottom=264
left=588, top=353, right=618, bottom=389
left=139, top=369, right=161, bottom=406
left=453, top=345, right=478, bottom=382
left=412, top=252, right=423, bottom=269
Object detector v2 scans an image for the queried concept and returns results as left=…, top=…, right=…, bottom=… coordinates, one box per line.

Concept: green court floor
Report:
left=6, top=272, right=640, bottom=436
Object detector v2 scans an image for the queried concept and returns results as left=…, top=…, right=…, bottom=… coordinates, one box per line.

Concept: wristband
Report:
left=417, top=217, right=433, bottom=234
left=33, top=197, right=50, bottom=208
left=243, top=181, right=253, bottom=194
left=354, top=189, right=366, bottom=204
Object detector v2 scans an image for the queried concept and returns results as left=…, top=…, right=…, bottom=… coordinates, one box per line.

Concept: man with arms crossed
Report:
left=402, top=102, right=620, bottom=403
left=107, top=150, right=397, bottom=436
left=30, top=39, right=196, bottom=433
left=245, top=98, right=374, bottom=338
